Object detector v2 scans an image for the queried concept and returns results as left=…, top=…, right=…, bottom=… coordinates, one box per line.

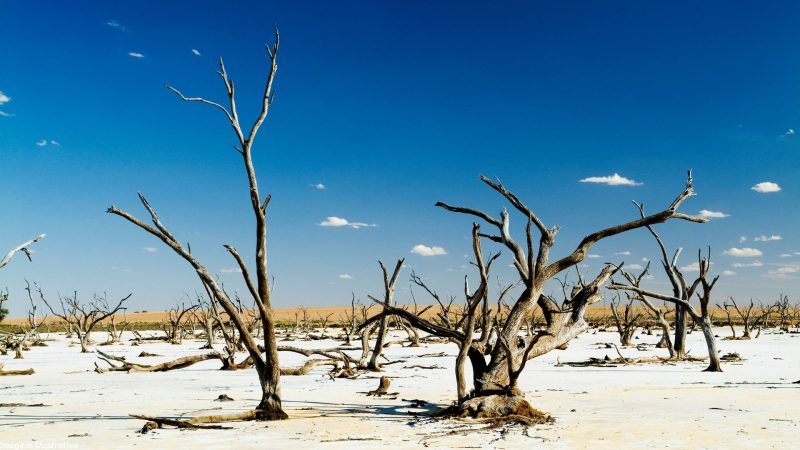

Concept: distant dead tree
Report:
left=108, top=29, right=289, bottom=421
left=717, top=297, right=757, bottom=340
left=610, top=294, right=641, bottom=347
left=611, top=240, right=723, bottom=372
left=775, top=294, right=793, bottom=331
left=39, top=287, right=129, bottom=353
left=364, top=259, right=404, bottom=371
left=360, top=172, right=705, bottom=421
left=163, top=302, right=199, bottom=344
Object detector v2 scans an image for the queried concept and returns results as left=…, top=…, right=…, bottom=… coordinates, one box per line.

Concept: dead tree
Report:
left=164, top=302, right=199, bottom=344
left=0, top=234, right=45, bottom=271
left=615, top=263, right=675, bottom=358
left=108, top=30, right=288, bottom=421
left=776, top=294, right=792, bottom=331
left=39, top=288, right=129, bottom=353
left=611, top=246, right=723, bottom=372
left=610, top=294, right=641, bottom=347
left=365, top=259, right=404, bottom=371
left=359, top=172, right=705, bottom=420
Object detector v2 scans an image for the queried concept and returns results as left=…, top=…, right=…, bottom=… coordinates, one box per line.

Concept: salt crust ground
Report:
left=0, top=327, right=797, bottom=449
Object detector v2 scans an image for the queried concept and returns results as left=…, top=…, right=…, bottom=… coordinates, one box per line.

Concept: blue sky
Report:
left=2, top=1, right=798, bottom=315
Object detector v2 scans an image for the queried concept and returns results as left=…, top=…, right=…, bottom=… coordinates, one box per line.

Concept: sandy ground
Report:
left=0, top=327, right=798, bottom=449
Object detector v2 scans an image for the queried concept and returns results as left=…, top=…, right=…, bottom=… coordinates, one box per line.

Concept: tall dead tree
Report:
left=39, top=288, right=129, bottom=353
left=360, top=172, right=705, bottom=420
left=108, top=30, right=289, bottom=421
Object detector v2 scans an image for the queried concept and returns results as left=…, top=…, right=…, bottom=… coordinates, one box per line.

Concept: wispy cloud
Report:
left=723, top=247, right=762, bottom=257
left=587, top=254, right=601, bottom=258
left=220, top=267, right=243, bottom=274
left=128, top=52, right=145, bottom=58
left=751, top=181, right=781, bottom=193
left=679, top=262, right=702, bottom=272
left=110, top=266, right=132, bottom=272
left=754, top=235, right=782, bottom=242
left=35, top=139, right=47, bottom=147
left=318, top=216, right=376, bottom=229
left=579, top=173, right=642, bottom=186
left=783, top=128, right=795, bottom=136
left=614, top=251, right=632, bottom=256
left=338, top=274, right=353, bottom=280
left=143, top=247, right=158, bottom=253
left=191, top=49, right=201, bottom=56
left=738, top=236, right=747, bottom=243
left=410, top=244, right=447, bottom=256
left=105, top=20, right=127, bottom=31
left=767, top=265, right=800, bottom=278
left=722, top=270, right=736, bottom=276
left=0, top=90, right=12, bottom=117
left=731, top=260, right=763, bottom=268
left=626, top=263, right=644, bottom=270
left=698, top=210, right=729, bottom=219
left=310, top=183, right=326, bottom=190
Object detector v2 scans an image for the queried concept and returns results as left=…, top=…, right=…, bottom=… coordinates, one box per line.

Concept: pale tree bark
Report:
left=360, top=172, right=706, bottom=419
left=0, top=235, right=45, bottom=270
left=366, top=259, right=404, bottom=371
left=38, top=287, right=129, bottom=353
left=611, top=247, right=723, bottom=372
left=108, top=29, right=288, bottom=421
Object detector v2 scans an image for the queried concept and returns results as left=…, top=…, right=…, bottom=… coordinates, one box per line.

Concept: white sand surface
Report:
left=1, top=327, right=797, bottom=449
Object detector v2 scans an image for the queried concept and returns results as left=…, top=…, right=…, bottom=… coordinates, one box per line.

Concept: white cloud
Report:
left=579, top=173, right=642, bottom=186
left=780, top=253, right=793, bottom=258
left=754, top=235, right=782, bottom=242
left=318, top=216, right=376, bottom=229
left=767, top=265, right=800, bottom=278
left=738, top=236, right=747, bottom=243
left=614, top=251, right=631, bottom=256
left=0, top=110, right=11, bottom=117
left=783, top=128, right=795, bottom=136
left=191, top=49, right=201, bottom=56
left=751, top=182, right=781, bottom=193
left=338, top=274, right=353, bottom=280
left=411, top=244, right=448, bottom=256
left=35, top=139, right=47, bottom=147
left=698, top=210, right=729, bottom=219
left=220, top=267, right=243, bottom=274
left=0, top=91, right=10, bottom=105
left=110, top=266, right=132, bottom=272
left=723, top=247, right=762, bottom=257
left=50, top=140, right=60, bottom=146
left=731, top=260, right=763, bottom=268
left=105, top=20, right=126, bottom=31
left=626, top=263, right=644, bottom=270
left=311, top=183, right=326, bottom=190
left=722, top=270, right=736, bottom=276
left=143, top=247, right=158, bottom=253
left=680, top=262, right=702, bottom=272
left=128, top=52, right=145, bottom=58
left=587, top=254, right=601, bottom=258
